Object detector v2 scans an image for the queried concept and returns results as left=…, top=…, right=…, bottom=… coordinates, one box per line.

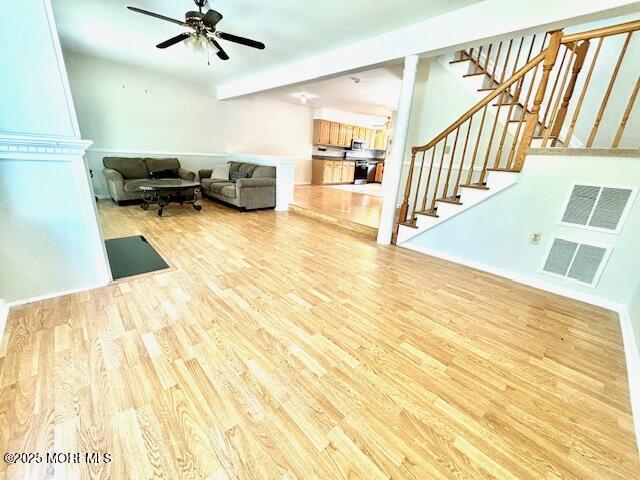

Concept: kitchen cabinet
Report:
left=332, top=161, right=343, bottom=183
left=329, top=122, right=340, bottom=145
left=323, top=160, right=334, bottom=183
left=338, top=124, right=347, bottom=146
left=313, top=120, right=331, bottom=145
left=374, top=130, right=386, bottom=150
left=345, top=125, right=353, bottom=146
left=375, top=162, right=384, bottom=183
left=370, top=130, right=379, bottom=149
left=343, top=161, right=355, bottom=183
left=364, top=129, right=372, bottom=148
left=311, top=159, right=355, bottom=185
left=313, top=120, right=387, bottom=150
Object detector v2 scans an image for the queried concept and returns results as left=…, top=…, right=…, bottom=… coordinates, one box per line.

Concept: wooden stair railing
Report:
left=398, top=35, right=554, bottom=225
left=398, top=19, right=640, bottom=229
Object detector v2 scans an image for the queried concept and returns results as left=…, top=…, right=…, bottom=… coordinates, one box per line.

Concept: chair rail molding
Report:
left=0, top=133, right=93, bottom=159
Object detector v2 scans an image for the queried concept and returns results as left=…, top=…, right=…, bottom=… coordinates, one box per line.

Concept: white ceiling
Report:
left=52, top=0, right=481, bottom=86
left=266, top=65, right=404, bottom=116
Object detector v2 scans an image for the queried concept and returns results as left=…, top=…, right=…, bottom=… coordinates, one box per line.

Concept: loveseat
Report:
left=103, top=157, right=196, bottom=204
left=198, top=161, right=276, bottom=210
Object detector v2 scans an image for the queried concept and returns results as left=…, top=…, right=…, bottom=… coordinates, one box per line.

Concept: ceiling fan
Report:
left=127, top=0, right=265, bottom=61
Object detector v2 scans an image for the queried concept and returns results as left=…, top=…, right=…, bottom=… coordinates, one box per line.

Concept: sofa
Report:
left=199, top=161, right=276, bottom=210
left=103, top=157, right=196, bottom=204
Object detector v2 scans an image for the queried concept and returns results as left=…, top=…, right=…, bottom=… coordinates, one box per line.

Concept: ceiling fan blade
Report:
left=127, top=6, right=187, bottom=26
left=216, top=32, right=265, bottom=49
left=157, top=33, right=190, bottom=49
left=210, top=38, right=230, bottom=60
left=202, top=9, right=223, bottom=28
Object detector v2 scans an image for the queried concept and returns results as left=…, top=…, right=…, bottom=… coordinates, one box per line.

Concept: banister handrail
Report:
left=412, top=49, right=547, bottom=153
left=561, top=19, right=640, bottom=43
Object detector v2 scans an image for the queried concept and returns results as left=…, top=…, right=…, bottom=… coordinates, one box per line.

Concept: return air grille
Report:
left=543, top=238, right=577, bottom=276
left=542, top=238, right=610, bottom=287
left=561, top=184, right=634, bottom=232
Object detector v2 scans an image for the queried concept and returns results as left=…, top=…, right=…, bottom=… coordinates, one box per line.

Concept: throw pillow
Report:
left=150, top=169, right=179, bottom=179
left=230, top=171, right=250, bottom=182
left=210, top=163, right=230, bottom=180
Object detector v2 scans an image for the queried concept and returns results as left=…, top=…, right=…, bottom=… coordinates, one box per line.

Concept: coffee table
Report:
left=138, top=179, right=202, bottom=216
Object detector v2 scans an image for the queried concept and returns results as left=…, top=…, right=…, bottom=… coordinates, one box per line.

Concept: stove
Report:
left=352, top=159, right=368, bottom=184
left=345, top=152, right=381, bottom=184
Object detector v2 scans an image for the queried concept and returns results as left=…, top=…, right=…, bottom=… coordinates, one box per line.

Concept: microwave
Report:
left=351, top=139, right=365, bottom=151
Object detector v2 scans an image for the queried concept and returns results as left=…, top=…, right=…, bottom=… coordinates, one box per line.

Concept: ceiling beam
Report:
left=217, top=0, right=640, bottom=99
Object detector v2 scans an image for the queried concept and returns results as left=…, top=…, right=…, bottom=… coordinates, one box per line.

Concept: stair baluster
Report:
left=586, top=31, right=633, bottom=147
left=419, top=148, right=437, bottom=214
left=409, top=150, right=427, bottom=222
left=441, top=127, right=461, bottom=199
left=429, top=137, right=448, bottom=212
left=564, top=38, right=603, bottom=144
left=612, top=74, right=640, bottom=148
left=466, top=106, right=488, bottom=184
left=452, top=118, right=474, bottom=198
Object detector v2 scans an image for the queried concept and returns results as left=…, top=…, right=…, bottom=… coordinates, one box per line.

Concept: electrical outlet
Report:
left=529, top=232, right=542, bottom=245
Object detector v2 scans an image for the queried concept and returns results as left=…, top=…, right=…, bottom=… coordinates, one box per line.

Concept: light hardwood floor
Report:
left=0, top=200, right=638, bottom=479
left=293, top=185, right=382, bottom=229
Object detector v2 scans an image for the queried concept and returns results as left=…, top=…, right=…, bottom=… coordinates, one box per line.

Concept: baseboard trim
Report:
left=400, top=243, right=621, bottom=310
left=7, top=281, right=109, bottom=308
left=399, top=242, right=640, bottom=456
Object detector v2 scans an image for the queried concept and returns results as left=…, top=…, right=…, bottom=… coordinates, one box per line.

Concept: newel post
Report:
left=550, top=40, right=590, bottom=146
left=513, top=30, right=563, bottom=171
left=398, top=151, right=417, bottom=224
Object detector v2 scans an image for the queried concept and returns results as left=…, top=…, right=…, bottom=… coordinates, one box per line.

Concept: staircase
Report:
left=397, top=19, right=640, bottom=244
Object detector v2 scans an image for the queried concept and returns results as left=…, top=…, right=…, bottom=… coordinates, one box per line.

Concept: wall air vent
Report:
left=560, top=184, right=636, bottom=234
left=541, top=237, right=611, bottom=287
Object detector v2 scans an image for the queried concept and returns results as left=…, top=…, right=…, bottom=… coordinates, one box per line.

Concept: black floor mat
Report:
left=105, top=235, right=169, bottom=280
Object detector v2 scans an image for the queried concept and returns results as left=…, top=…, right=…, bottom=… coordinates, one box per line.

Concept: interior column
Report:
left=377, top=55, right=419, bottom=245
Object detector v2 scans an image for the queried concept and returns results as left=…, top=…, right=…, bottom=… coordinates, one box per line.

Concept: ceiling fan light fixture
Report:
left=184, top=32, right=216, bottom=54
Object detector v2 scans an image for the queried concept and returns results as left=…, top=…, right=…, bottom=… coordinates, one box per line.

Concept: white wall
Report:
left=0, top=0, right=109, bottom=304
left=64, top=52, right=314, bottom=185
left=403, top=153, right=640, bottom=308
left=631, top=283, right=640, bottom=352
left=0, top=157, right=108, bottom=302
left=0, top=0, right=78, bottom=137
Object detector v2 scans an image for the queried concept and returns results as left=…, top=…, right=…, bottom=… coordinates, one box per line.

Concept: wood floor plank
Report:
left=0, top=200, right=637, bottom=479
